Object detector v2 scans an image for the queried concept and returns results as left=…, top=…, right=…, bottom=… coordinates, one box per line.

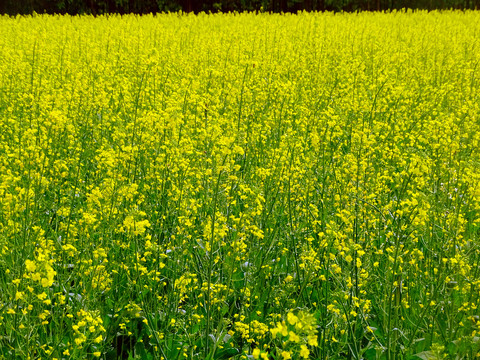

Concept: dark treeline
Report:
left=1, top=0, right=479, bottom=15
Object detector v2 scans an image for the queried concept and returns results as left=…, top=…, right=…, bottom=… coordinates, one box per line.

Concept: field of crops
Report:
left=1, top=10, right=480, bottom=360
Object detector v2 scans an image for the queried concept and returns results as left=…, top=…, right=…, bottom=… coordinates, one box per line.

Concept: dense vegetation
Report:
left=1, top=10, right=480, bottom=360
left=0, top=0, right=479, bottom=14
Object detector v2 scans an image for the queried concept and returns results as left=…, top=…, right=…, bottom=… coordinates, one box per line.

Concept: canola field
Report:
left=1, top=11, right=480, bottom=360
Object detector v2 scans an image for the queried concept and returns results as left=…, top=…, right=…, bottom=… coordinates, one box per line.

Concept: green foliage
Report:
left=1, top=0, right=479, bottom=14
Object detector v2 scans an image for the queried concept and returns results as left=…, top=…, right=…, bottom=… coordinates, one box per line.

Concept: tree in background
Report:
left=0, top=0, right=479, bottom=15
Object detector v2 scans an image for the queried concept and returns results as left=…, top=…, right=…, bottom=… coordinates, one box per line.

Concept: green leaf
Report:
left=413, top=338, right=426, bottom=353
left=409, top=351, right=439, bottom=360
left=446, top=341, right=457, bottom=356
left=362, top=345, right=386, bottom=360
left=135, top=341, right=153, bottom=359
left=214, top=347, right=240, bottom=359
left=363, top=348, right=377, bottom=360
